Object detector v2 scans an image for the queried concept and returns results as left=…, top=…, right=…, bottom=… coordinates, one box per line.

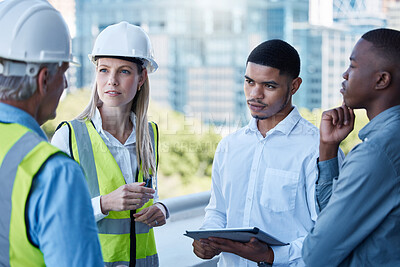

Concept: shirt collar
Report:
left=91, top=108, right=104, bottom=134
left=359, top=105, right=400, bottom=141
left=92, top=107, right=137, bottom=144
left=245, top=106, right=302, bottom=136
left=0, top=102, right=48, bottom=140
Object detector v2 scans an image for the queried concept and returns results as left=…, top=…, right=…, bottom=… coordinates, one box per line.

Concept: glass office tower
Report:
left=73, top=0, right=387, bottom=125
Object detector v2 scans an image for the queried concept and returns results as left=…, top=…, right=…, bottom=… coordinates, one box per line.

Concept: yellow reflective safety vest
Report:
left=0, top=123, right=60, bottom=267
left=61, top=119, right=159, bottom=267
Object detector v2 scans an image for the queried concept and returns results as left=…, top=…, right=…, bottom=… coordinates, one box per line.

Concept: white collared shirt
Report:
left=51, top=108, right=161, bottom=222
left=202, top=107, right=319, bottom=266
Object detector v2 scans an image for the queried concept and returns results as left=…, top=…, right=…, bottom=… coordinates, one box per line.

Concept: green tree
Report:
left=43, top=90, right=221, bottom=192
left=42, top=89, right=91, bottom=138
left=148, top=106, right=221, bottom=184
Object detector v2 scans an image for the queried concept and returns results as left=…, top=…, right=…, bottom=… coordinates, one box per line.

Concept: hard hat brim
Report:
left=88, top=54, right=157, bottom=73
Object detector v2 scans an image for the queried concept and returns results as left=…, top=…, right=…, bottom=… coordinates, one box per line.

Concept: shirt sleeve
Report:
left=50, top=125, right=71, bottom=156
left=92, top=196, right=108, bottom=222
left=315, top=157, right=339, bottom=211
left=272, top=236, right=306, bottom=266
left=315, top=148, right=345, bottom=211
left=27, top=154, right=103, bottom=267
left=201, top=142, right=227, bottom=229
left=154, top=202, right=169, bottom=219
left=302, top=143, right=397, bottom=267
left=305, top=150, right=319, bottom=222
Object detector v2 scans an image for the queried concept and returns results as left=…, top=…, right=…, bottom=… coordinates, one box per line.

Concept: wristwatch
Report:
left=257, top=262, right=272, bottom=267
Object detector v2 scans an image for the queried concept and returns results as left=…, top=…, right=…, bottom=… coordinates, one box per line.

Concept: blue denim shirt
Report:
left=0, top=103, right=103, bottom=266
left=303, top=105, right=400, bottom=266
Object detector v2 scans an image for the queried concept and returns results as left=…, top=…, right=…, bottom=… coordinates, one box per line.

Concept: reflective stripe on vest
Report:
left=97, top=218, right=150, bottom=235
left=70, top=120, right=100, bottom=197
left=65, top=119, right=158, bottom=266
left=0, top=123, right=60, bottom=267
left=103, top=254, right=159, bottom=267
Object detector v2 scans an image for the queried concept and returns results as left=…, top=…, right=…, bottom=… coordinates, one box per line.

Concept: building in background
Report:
left=307, top=0, right=387, bottom=109
left=64, top=0, right=392, bottom=126
left=73, top=0, right=313, bottom=127
left=384, top=0, right=400, bottom=29
left=48, top=0, right=78, bottom=90
left=48, top=0, right=76, bottom=37
left=74, top=0, right=250, bottom=126
left=333, top=0, right=385, bottom=32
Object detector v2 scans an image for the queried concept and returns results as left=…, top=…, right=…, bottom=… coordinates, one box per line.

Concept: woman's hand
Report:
left=133, top=204, right=166, bottom=227
left=100, top=182, right=155, bottom=214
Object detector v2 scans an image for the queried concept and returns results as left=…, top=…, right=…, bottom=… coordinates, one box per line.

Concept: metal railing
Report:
left=163, top=191, right=211, bottom=220
left=155, top=191, right=219, bottom=267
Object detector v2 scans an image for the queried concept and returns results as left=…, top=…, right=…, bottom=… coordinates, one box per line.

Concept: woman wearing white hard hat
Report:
left=52, top=21, right=167, bottom=266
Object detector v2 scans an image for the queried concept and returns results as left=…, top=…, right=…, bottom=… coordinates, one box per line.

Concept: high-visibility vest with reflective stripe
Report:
left=0, top=123, right=60, bottom=267
left=63, top=119, right=158, bottom=266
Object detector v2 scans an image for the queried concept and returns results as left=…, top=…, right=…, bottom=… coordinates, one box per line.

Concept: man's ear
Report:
left=375, top=71, right=391, bottom=90
left=290, top=77, right=302, bottom=95
left=37, top=67, right=49, bottom=95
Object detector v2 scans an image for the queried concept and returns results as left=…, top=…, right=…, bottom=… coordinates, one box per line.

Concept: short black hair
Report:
left=246, top=39, right=300, bottom=79
left=362, top=28, right=400, bottom=65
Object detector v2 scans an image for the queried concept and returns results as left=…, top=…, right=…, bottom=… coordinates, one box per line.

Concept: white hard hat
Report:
left=89, top=21, right=158, bottom=73
left=0, top=0, right=76, bottom=76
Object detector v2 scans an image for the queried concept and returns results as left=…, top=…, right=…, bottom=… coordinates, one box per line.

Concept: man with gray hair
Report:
left=0, top=0, right=103, bottom=266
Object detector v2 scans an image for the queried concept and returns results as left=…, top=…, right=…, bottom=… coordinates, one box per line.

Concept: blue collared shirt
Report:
left=303, top=105, right=400, bottom=266
left=0, top=103, right=103, bottom=266
left=202, top=107, right=320, bottom=266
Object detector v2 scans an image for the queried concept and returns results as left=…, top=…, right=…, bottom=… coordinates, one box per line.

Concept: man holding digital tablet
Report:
left=192, top=39, right=326, bottom=266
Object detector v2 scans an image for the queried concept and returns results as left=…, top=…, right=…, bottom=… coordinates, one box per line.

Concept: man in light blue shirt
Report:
left=302, top=28, right=400, bottom=266
left=193, top=40, right=321, bottom=266
left=0, top=0, right=103, bottom=266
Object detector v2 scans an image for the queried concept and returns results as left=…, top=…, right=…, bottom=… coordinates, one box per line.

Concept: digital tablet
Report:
left=184, top=227, right=288, bottom=246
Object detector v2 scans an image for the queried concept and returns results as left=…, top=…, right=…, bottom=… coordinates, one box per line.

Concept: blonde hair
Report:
left=77, top=63, right=156, bottom=178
